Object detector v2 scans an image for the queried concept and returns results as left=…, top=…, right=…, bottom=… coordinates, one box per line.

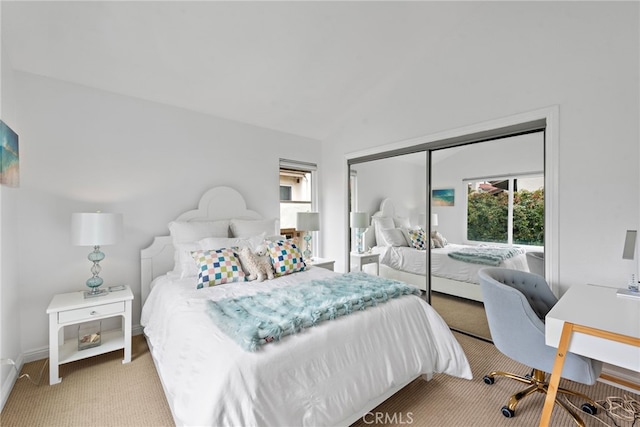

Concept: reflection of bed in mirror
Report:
left=362, top=198, right=530, bottom=302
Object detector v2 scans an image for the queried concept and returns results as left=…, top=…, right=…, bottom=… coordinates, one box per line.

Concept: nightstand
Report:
left=351, top=252, right=380, bottom=275
left=307, top=257, right=335, bottom=271
left=46, top=286, right=133, bottom=385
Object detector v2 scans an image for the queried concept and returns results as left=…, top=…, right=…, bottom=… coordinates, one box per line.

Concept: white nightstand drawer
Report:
left=358, top=254, right=379, bottom=264
left=58, top=301, right=125, bottom=324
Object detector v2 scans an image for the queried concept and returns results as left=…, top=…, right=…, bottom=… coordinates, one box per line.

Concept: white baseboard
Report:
left=1, top=324, right=145, bottom=413
left=1, top=353, right=24, bottom=413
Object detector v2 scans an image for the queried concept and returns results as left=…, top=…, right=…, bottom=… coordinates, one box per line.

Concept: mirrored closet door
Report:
left=348, top=128, right=545, bottom=341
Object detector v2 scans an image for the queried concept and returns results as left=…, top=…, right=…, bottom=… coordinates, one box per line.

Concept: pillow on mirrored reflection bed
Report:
left=380, top=228, right=410, bottom=247
left=372, top=216, right=395, bottom=246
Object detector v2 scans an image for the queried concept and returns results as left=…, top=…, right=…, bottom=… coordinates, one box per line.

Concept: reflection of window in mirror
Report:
left=465, top=174, right=544, bottom=246
left=279, top=159, right=317, bottom=247
left=431, top=131, right=544, bottom=250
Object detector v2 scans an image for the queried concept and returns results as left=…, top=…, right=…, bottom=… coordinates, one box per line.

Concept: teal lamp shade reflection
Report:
left=71, top=212, right=123, bottom=298
left=350, top=212, right=369, bottom=254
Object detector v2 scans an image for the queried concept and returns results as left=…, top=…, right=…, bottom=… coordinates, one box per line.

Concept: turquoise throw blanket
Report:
left=447, top=246, right=525, bottom=266
left=207, top=272, right=421, bottom=351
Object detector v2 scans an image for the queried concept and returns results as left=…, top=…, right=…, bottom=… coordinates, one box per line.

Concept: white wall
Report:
left=322, top=2, right=639, bottom=295
left=0, top=18, right=22, bottom=407
left=11, top=72, right=320, bottom=356
left=352, top=154, right=426, bottom=221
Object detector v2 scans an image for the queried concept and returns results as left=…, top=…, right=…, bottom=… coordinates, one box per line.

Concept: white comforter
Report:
left=141, top=266, right=472, bottom=427
left=375, top=243, right=530, bottom=283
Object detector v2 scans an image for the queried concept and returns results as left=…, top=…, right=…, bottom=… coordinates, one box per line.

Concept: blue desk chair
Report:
left=478, top=267, right=602, bottom=426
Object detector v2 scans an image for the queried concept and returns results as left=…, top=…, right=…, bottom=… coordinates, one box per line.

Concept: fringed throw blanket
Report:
left=447, top=246, right=525, bottom=266
left=206, top=272, right=421, bottom=351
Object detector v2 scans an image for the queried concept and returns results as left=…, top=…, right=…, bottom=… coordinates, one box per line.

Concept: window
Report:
left=279, top=185, right=292, bottom=201
left=279, top=159, right=317, bottom=238
left=466, top=174, right=544, bottom=246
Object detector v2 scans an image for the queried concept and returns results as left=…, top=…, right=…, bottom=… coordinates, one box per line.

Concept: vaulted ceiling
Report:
left=1, top=1, right=453, bottom=141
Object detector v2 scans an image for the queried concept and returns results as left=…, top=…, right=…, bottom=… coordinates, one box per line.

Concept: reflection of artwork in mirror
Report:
left=0, top=120, right=19, bottom=187
left=432, top=188, right=454, bottom=206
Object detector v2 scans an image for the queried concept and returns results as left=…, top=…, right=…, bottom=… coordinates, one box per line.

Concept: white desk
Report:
left=540, top=283, right=640, bottom=426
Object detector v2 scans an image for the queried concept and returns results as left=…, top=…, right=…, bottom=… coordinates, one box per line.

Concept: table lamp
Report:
left=431, top=213, right=439, bottom=230
left=71, top=212, right=123, bottom=298
left=618, top=230, right=639, bottom=299
left=296, top=212, right=320, bottom=261
left=350, top=212, right=369, bottom=254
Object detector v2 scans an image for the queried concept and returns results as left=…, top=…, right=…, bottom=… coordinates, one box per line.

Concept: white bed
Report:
left=364, top=198, right=530, bottom=302
left=140, top=187, right=472, bottom=427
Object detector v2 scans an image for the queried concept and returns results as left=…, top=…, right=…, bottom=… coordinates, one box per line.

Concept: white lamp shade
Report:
left=296, top=212, right=320, bottom=231
left=71, top=212, right=123, bottom=246
left=431, top=213, right=439, bottom=227
left=350, top=212, right=369, bottom=229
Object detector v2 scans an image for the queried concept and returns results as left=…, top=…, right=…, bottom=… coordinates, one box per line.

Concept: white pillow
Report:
left=199, top=233, right=266, bottom=252
left=380, top=228, right=409, bottom=247
left=230, top=218, right=278, bottom=238
left=168, top=220, right=230, bottom=243
left=393, top=217, right=411, bottom=229
left=372, top=216, right=395, bottom=246
left=173, top=241, right=204, bottom=278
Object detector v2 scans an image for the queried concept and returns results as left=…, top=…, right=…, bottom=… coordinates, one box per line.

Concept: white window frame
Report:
left=464, top=171, right=544, bottom=247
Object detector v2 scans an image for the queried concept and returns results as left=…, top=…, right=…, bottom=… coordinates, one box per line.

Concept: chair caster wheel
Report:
left=483, top=375, right=495, bottom=385
left=501, top=406, right=515, bottom=418
left=581, top=403, right=597, bottom=415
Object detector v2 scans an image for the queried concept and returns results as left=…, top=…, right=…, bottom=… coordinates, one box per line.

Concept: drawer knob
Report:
left=90, top=311, right=98, bottom=315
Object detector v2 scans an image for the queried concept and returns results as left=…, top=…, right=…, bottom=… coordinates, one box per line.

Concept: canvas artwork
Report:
left=0, top=120, right=19, bottom=187
left=432, top=188, right=454, bottom=206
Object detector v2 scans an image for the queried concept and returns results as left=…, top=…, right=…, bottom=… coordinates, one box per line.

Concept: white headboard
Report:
left=364, top=198, right=397, bottom=250
left=140, top=186, right=277, bottom=304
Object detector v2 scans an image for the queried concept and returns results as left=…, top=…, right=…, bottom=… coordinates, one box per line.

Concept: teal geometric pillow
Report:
left=408, top=228, right=428, bottom=250
left=267, top=239, right=306, bottom=276
left=191, top=248, right=245, bottom=288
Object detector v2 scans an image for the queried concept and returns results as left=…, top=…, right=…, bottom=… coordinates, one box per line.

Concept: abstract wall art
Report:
left=0, top=120, right=19, bottom=187
left=432, top=188, right=454, bottom=206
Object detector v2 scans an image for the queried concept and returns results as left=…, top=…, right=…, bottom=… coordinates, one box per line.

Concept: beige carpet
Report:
left=431, top=291, right=492, bottom=341
left=2, top=334, right=639, bottom=426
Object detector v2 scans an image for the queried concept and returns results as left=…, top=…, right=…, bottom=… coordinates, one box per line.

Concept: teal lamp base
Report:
left=84, top=246, right=108, bottom=299
left=303, top=232, right=313, bottom=262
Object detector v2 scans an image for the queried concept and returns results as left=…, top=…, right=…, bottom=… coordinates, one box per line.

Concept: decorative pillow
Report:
left=191, top=248, right=245, bottom=288
left=172, top=233, right=266, bottom=279
left=408, top=228, right=428, bottom=250
left=372, top=216, right=395, bottom=246
left=431, top=230, right=448, bottom=248
left=380, top=228, right=409, bottom=247
left=267, top=240, right=306, bottom=276
left=230, top=218, right=278, bottom=238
